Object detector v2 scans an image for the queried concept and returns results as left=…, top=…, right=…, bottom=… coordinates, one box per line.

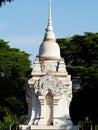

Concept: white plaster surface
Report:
left=19, top=0, right=78, bottom=129
left=19, top=56, right=77, bottom=130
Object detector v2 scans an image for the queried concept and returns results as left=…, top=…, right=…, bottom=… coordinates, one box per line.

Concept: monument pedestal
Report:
left=19, top=124, right=77, bottom=130
left=19, top=57, right=78, bottom=130
left=19, top=0, right=78, bottom=129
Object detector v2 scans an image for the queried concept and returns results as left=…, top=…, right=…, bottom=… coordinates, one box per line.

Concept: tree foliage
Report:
left=57, top=32, right=98, bottom=88
left=57, top=32, right=98, bottom=128
left=0, top=0, right=13, bottom=6
left=0, top=39, right=31, bottom=129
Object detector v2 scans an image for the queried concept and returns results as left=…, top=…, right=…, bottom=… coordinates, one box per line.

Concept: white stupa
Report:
left=39, top=0, right=60, bottom=59
left=19, top=0, right=77, bottom=130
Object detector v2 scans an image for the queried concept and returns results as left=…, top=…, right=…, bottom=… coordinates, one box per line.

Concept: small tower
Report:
left=19, top=0, right=76, bottom=130
left=39, top=0, right=60, bottom=59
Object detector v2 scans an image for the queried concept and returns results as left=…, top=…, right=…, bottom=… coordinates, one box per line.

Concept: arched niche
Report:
left=44, top=92, right=53, bottom=126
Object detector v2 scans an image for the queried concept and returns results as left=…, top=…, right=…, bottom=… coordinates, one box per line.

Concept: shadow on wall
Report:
left=58, top=115, right=78, bottom=130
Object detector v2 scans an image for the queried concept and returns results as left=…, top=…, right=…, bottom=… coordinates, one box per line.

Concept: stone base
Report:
left=19, top=125, right=77, bottom=130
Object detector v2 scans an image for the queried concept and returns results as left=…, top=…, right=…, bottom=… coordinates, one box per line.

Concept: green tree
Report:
left=0, top=39, right=31, bottom=129
left=57, top=32, right=98, bottom=130
left=0, top=0, right=13, bottom=6
left=57, top=32, right=98, bottom=89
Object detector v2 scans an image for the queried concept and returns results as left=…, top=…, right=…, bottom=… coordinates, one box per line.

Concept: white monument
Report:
left=19, top=0, right=77, bottom=130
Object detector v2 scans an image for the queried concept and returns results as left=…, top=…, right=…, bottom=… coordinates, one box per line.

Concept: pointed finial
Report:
left=49, top=0, right=52, bottom=20
left=43, top=0, right=55, bottom=41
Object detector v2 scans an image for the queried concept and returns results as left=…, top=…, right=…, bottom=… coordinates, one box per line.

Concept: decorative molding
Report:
left=34, top=72, right=64, bottom=96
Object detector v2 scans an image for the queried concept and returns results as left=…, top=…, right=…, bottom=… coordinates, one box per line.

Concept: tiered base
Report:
left=19, top=125, right=77, bottom=130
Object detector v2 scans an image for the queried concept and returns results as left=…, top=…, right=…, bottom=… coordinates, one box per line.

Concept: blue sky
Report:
left=0, top=0, right=98, bottom=62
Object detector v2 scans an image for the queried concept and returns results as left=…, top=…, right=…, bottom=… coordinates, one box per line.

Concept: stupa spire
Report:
left=49, top=0, right=52, bottom=21
left=39, top=0, right=61, bottom=59
left=43, top=0, right=55, bottom=41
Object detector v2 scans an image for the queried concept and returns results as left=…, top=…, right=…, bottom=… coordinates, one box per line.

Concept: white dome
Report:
left=39, top=40, right=61, bottom=59
left=38, top=0, right=61, bottom=59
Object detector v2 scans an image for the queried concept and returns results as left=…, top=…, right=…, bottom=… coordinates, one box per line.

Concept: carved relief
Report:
left=34, top=72, right=64, bottom=96
left=41, top=64, right=55, bottom=71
